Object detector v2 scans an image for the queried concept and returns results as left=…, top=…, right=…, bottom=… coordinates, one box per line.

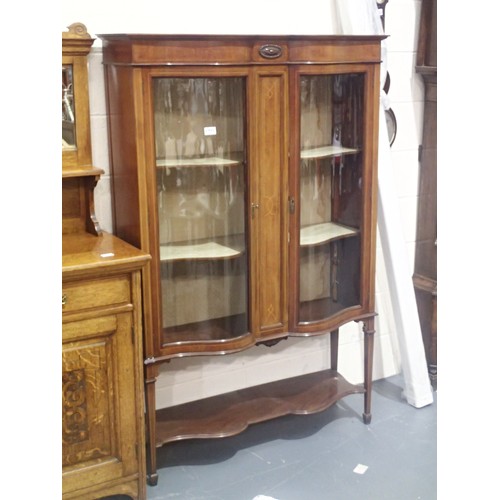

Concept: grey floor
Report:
left=146, top=374, right=437, bottom=500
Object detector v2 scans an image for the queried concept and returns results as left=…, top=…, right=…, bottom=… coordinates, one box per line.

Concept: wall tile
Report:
left=385, top=0, right=421, bottom=53
left=245, top=349, right=330, bottom=387
left=384, top=51, right=424, bottom=104
left=90, top=114, right=110, bottom=175
left=390, top=101, right=423, bottom=152
left=390, top=150, right=420, bottom=198
left=88, top=48, right=107, bottom=116
left=338, top=332, right=400, bottom=385
left=339, top=321, right=363, bottom=345
left=398, top=195, right=419, bottom=243
left=197, top=369, right=250, bottom=400
left=156, top=378, right=217, bottom=408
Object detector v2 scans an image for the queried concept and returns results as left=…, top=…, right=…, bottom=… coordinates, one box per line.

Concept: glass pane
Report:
left=298, top=73, right=364, bottom=323
left=153, top=77, right=248, bottom=344
left=62, top=65, right=76, bottom=149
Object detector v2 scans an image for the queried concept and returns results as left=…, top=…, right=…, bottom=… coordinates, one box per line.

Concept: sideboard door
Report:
left=62, top=313, right=139, bottom=495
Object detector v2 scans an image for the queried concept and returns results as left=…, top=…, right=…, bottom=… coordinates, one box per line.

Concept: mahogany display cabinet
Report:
left=99, top=33, right=385, bottom=485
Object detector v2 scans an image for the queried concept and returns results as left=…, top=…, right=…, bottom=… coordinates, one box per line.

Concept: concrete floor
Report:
left=146, top=374, right=437, bottom=500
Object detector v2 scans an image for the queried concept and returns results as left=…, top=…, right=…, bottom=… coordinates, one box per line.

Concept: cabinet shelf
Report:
left=299, top=297, right=351, bottom=323
left=157, top=156, right=241, bottom=168
left=160, top=235, right=245, bottom=262
left=62, top=166, right=104, bottom=179
left=162, top=313, right=248, bottom=346
left=300, top=222, right=358, bottom=247
left=300, top=145, right=359, bottom=160
left=155, top=369, right=364, bottom=446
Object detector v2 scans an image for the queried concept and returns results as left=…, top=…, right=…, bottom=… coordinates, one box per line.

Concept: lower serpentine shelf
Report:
left=155, top=369, right=364, bottom=447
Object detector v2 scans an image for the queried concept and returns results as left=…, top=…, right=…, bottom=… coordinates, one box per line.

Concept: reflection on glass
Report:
left=153, top=77, right=248, bottom=345
left=62, top=65, right=76, bottom=149
left=299, top=74, right=365, bottom=323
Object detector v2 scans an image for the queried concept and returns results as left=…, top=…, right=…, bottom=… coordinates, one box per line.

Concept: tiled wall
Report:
left=76, top=0, right=424, bottom=409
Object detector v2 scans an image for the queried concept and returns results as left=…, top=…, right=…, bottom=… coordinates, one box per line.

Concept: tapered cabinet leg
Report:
left=145, top=364, right=159, bottom=486
left=330, top=329, right=339, bottom=372
left=362, top=317, right=375, bottom=424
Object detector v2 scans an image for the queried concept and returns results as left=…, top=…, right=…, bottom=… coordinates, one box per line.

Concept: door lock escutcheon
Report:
left=251, top=202, right=260, bottom=218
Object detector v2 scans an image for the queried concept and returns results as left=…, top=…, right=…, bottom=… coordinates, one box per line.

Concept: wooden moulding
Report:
left=99, top=34, right=386, bottom=66
left=62, top=22, right=94, bottom=55
left=154, top=369, right=364, bottom=447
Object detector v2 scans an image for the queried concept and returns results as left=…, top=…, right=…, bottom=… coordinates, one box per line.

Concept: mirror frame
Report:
left=62, top=23, right=94, bottom=171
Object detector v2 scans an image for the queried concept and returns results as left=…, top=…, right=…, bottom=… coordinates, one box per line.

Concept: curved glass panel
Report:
left=153, top=77, right=248, bottom=345
left=298, top=73, right=365, bottom=323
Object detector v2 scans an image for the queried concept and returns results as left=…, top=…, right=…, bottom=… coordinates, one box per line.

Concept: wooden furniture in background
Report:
left=62, top=23, right=150, bottom=500
left=99, top=34, right=384, bottom=486
left=62, top=22, right=103, bottom=237
left=414, top=0, right=437, bottom=389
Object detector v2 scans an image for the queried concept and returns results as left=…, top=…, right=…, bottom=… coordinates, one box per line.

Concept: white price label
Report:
left=353, top=464, right=369, bottom=475
left=204, top=126, right=217, bottom=136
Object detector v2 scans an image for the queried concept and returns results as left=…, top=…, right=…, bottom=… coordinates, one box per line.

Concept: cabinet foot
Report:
left=147, top=473, right=159, bottom=486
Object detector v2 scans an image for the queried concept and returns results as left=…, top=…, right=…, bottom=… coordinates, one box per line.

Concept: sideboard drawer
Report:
left=62, top=276, right=131, bottom=314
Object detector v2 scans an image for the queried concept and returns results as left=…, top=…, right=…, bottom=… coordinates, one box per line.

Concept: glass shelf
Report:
left=160, top=235, right=245, bottom=262
left=300, top=222, right=358, bottom=247
left=300, top=145, right=359, bottom=160
left=157, top=157, right=241, bottom=168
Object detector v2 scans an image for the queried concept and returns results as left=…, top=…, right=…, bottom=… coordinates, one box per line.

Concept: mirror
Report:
left=62, top=64, right=76, bottom=149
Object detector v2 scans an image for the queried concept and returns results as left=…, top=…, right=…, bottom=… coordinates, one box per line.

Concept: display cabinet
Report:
left=99, top=34, right=384, bottom=485
left=62, top=23, right=150, bottom=500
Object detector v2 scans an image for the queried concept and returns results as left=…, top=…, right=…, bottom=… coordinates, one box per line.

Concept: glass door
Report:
left=297, top=72, right=365, bottom=324
left=152, top=77, right=249, bottom=345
